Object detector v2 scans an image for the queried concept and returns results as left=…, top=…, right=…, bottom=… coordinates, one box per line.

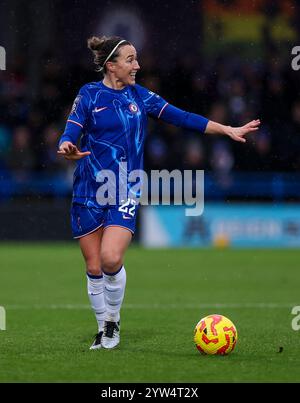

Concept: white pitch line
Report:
left=3, top=303, right=298, bottom=310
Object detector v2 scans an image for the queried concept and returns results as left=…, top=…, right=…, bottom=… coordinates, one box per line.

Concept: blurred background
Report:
left=0, top=0, right=300, bottom=246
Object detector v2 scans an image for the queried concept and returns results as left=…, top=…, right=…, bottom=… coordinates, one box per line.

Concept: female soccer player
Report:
left=58, top=36, right=260, bottom=350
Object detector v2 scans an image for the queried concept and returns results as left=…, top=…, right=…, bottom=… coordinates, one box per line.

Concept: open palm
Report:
left=227, top=119, right=260, bottom=143
left=57, top=141, right=91, bottom=160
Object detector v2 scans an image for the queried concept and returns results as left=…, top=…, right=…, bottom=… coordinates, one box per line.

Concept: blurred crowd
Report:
left=0, top=48, right=300, bottom=185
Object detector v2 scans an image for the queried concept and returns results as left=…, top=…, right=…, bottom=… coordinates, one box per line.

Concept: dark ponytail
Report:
left=87, top=35, right=131, bottom=74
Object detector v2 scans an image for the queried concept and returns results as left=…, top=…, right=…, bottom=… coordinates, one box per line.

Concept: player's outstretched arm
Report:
left=57, top=141, right=91, bottom=160
left=205, top=119, right=260, bottom=143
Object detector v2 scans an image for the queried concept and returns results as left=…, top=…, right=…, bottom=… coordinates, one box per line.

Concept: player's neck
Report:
left=102, top=76, right=126, bottom=91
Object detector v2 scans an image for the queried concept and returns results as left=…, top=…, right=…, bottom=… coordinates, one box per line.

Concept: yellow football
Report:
left=194, top=314, right=238, bottom=355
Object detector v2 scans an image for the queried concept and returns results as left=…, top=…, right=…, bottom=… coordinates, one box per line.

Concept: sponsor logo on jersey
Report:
left=93, top=107, right=108, bottom=113
left=129, top=103, right=138, bottom=113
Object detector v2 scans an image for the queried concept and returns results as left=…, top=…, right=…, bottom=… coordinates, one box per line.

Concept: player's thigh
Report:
left=100, top=226, right=132, bottom=270
left=79, top=227, right=103, bottom=274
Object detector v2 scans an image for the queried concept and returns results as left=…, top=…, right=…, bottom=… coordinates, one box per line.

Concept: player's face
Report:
left=111, top=45, right=140, bottom=87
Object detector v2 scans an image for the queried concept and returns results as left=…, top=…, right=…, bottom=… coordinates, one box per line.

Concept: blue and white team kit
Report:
left=59, top=81, right=209, bottom=238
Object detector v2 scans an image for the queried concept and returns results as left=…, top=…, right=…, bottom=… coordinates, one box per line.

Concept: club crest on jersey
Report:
left=129, top=103, right=138, bottom=114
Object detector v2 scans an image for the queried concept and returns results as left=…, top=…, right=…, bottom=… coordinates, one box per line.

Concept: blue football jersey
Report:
left=59, top=81, right=209, bottom=206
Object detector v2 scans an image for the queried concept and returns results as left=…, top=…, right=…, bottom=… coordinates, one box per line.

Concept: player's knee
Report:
left=85, top=258, right=101, bottom=276
left=86, top=266, right=102, bottom=276
left=101, top=250, right=122, bottom=273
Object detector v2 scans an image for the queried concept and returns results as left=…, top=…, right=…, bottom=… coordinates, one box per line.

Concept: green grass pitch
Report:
left=0, top=243, right=300, bottom=383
